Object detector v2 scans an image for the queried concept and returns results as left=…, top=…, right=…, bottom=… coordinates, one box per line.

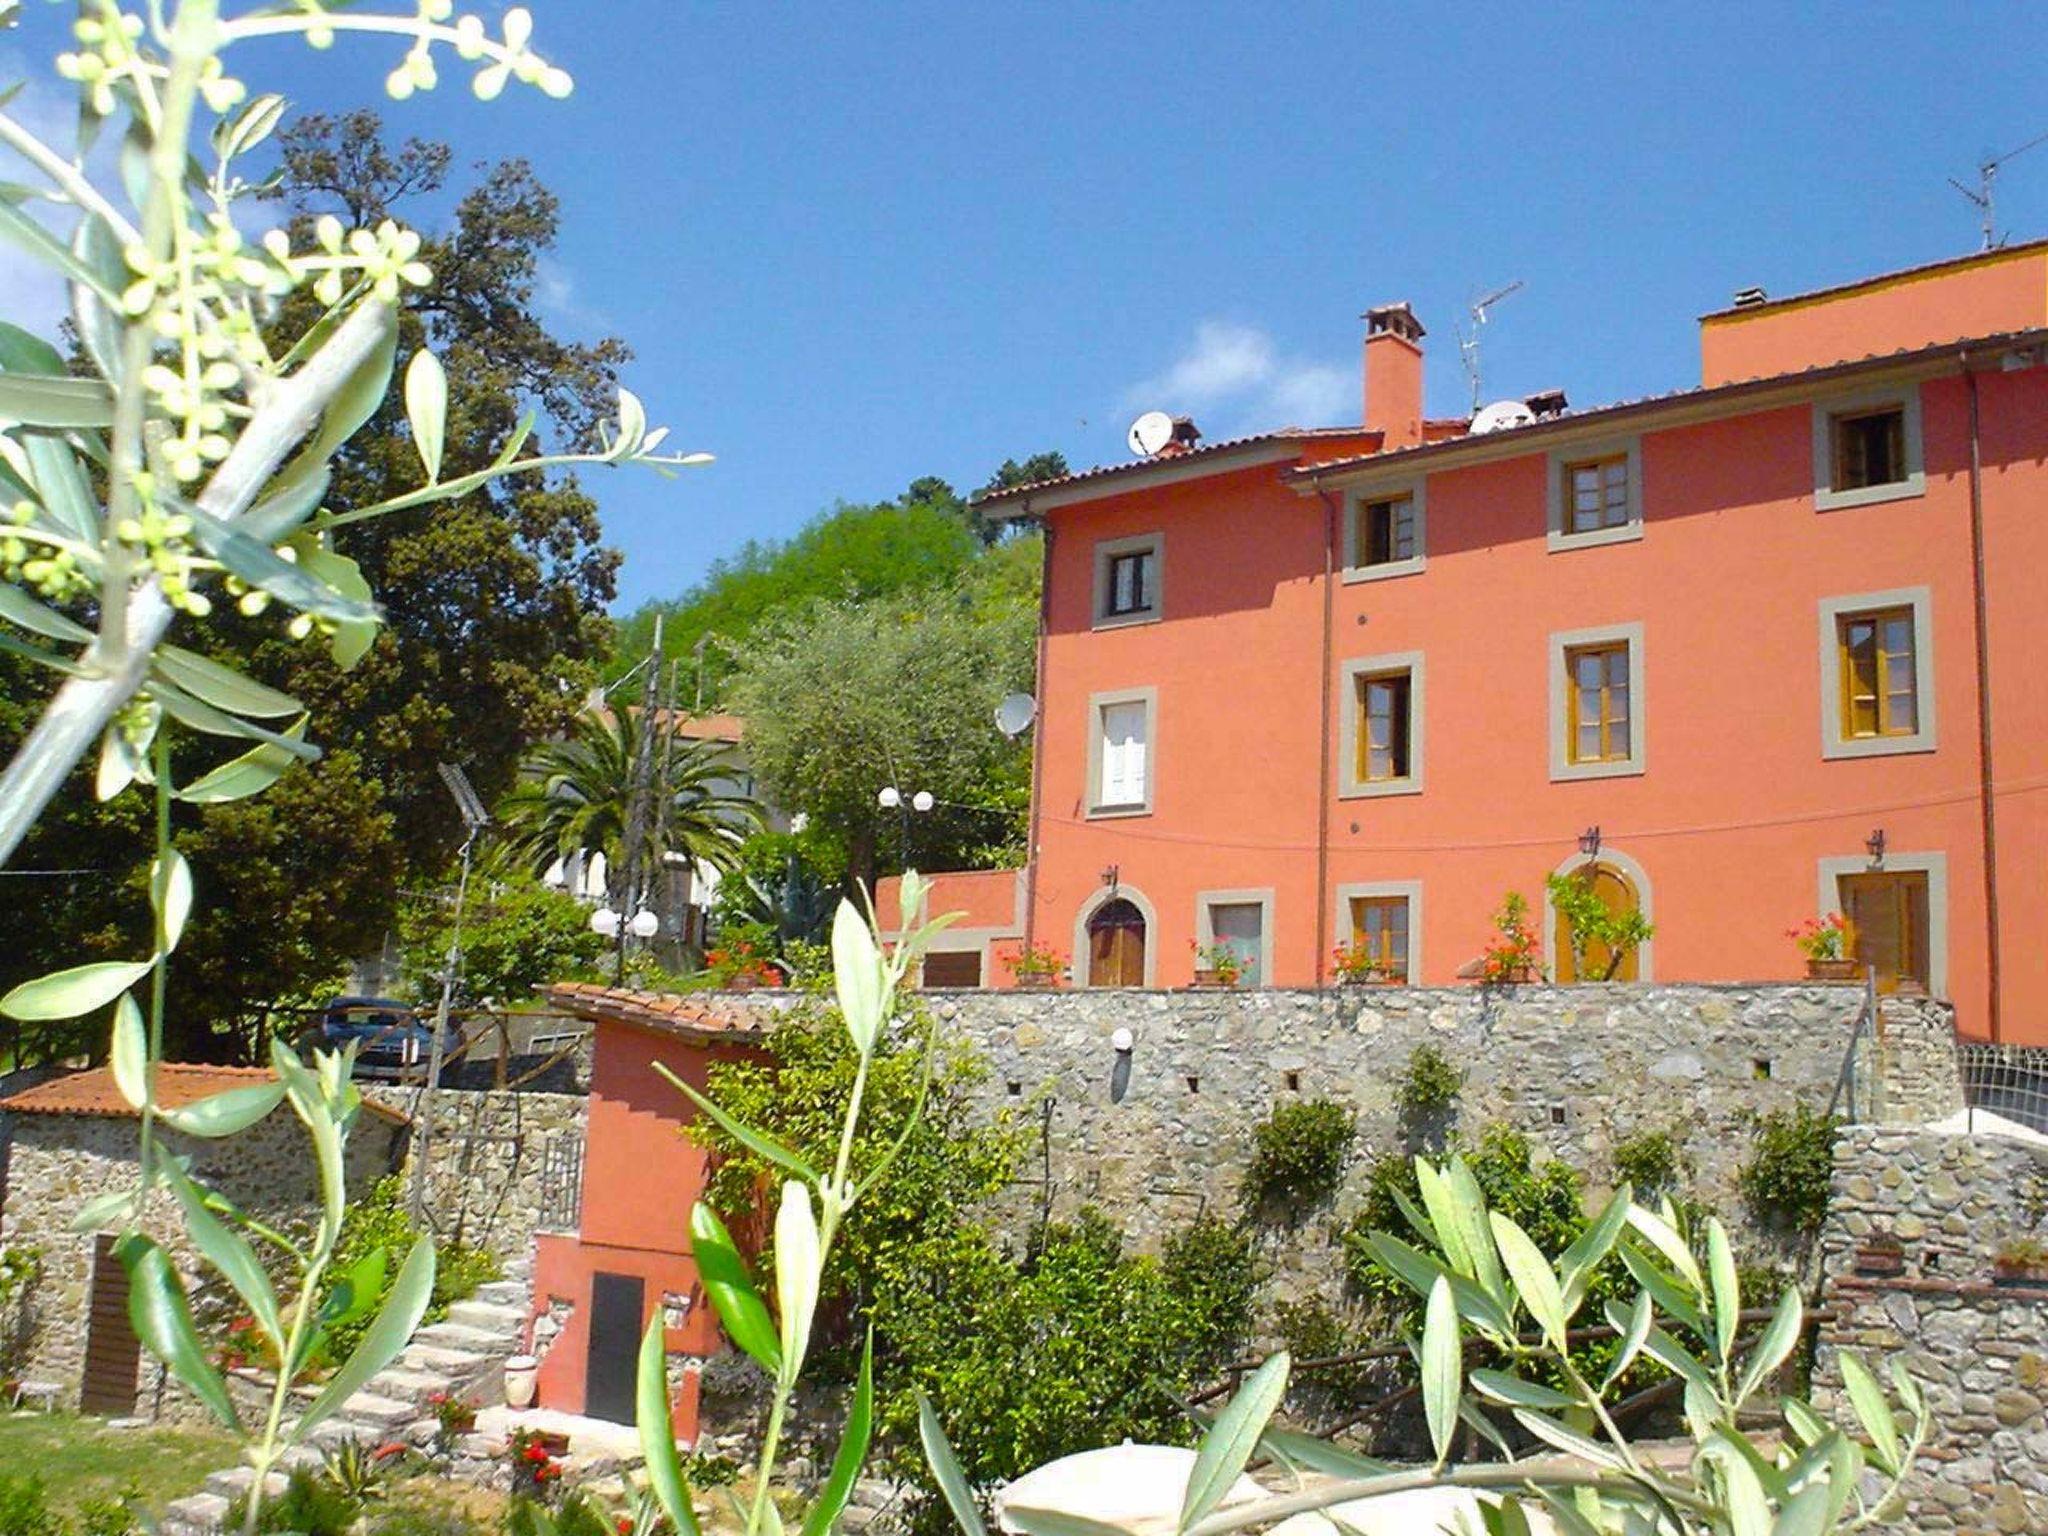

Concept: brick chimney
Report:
left=1363, top=302, right=1425, bottom=449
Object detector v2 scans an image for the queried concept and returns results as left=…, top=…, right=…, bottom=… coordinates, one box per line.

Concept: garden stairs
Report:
left=160, top=1255, right=534, bottom=1536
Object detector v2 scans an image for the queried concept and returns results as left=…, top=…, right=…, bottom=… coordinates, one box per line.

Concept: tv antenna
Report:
left=1951, top=129, right=2048, bottom=251
left=1457, top=279, right=1524, bottom=413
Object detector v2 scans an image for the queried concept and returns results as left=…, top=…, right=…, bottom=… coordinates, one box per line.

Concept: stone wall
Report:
left=1813, top=1124, right=2048, bottom=1534
left=922, top=985, right=1955, bottom=1304
left=364, top=1086, right=587, bottom=1262
left=0, top=1108, right=405, bottom=1417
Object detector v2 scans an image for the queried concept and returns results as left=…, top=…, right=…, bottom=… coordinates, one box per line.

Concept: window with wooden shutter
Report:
left=1098, top=699, right=1148, bottom=808
left=1356, top=671, right=1413, bottom=783
left=1831, top=407, right=1907, bottom=491
left=1837, top=606, right=1917, bottom=739
left=1563, top=454, right=1631, bottom=535
left=1348, top=895, right=1410, bottom=981
left=1565, top=642, right=1632, bottom=764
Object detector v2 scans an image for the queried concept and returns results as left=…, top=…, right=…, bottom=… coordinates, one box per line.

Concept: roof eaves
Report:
left=1699, top=238, right=2048, bottom=324
left=1288, top=328, right=2048, bottom=486
left=975, top=428, right=1377, bottom=520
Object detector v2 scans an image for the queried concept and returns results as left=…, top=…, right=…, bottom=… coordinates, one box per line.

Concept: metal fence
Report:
left=1826, top=969, right=1882, bottom=1124
left=1956, top=1042, right=2048, bottom=1135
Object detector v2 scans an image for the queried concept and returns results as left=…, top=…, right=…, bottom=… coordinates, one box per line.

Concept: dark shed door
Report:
left=585, top=1271, right=644, bottom=1425
left=81, top=1235, right=139, bottom=1415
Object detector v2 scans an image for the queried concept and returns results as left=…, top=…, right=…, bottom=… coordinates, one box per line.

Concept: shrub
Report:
left=1242, top=1099, right=1353, bottom=1212
left=1611, top=1127, right=1691, bottom=1196
left=321, top=1176, right=502, bottom=1364
left=1479, top=892, right=1542, bottom=982
left=256, top=1472, right=358, bottom=1536
left=1270, top=1297, right=1376, bottom=1414
left=1395, top=1042, right=1463, bottom=1130
left=398, top=872, right=607, bottom=1005
left=1546, top=871, right=1653, bottom=981
left=1739, top=1101, right=1840, bottom=1235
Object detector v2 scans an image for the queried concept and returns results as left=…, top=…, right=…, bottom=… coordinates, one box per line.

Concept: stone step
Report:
left=414, top=1321, right=508, bottom=1353
left=203, top=1466, right=288, bottom=1502
left=445, top=1298, right=527, bottom=1332
left=161, top=1491, right=232, bottom=1536
left=402, top=1341, right=493, bottom=1374
left=368, top=1365, right=453, bottom=1402
left=473, top=1279, right=527, bottom=1307
left=275, top=1444, right=324, bottom=1473
left=337, top=1391, right=418, bottom=1430
left=304, top=1416, right=379, bottom=1451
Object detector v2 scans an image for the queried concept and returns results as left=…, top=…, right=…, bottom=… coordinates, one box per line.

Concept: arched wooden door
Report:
left=1554, top=864, right=1641, bottom=982
left=1086, top=898, right=1147, bottom=987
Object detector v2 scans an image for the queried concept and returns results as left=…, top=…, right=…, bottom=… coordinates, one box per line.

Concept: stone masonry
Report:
left=1813, top=1124, right=2048, bottom=1535
left=924, top=984, right=1955, bottom=1302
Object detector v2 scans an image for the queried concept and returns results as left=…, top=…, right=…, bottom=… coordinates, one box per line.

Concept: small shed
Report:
left=0, top=1063, right=408, bottom=1417
left=532, top=985, right=778, bottom=1440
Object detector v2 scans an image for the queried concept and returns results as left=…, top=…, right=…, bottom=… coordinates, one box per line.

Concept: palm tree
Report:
left=498, top=708, right=764, bottom=902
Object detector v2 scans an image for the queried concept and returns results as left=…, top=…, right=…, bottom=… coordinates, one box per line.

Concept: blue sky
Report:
left=7, top=3, right=2048, bottom=610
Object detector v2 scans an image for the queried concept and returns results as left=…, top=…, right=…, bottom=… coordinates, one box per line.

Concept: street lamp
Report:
left=629, top=908, right=660, bottom=939
left=590, top=905, right=621, bottom=938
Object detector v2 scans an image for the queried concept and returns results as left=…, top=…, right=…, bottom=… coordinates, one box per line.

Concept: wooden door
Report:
left=81, top=1235, right=139, bottom=1416
left=1086, top=899, right=1146, bottom=987
left=1839, top=872, right=1930, bottom=995
left=1554, top=865, right=1641, bottom=982
left=585, top=1272, right=644, bottom=1425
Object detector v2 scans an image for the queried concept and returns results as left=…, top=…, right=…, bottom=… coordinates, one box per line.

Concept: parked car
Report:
left=316, top=996, right=446, bottom=1074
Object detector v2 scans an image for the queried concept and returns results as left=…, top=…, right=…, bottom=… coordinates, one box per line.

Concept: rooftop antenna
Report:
left=1950, top=129, right=2048, bottom=251
left=1457, top=279, right=1525, bottom=413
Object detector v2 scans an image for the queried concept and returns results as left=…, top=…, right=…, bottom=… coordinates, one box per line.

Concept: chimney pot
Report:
left=1524, top=388, right=1569, bottom=419
left=1732, top=286, right=1769, bottom=309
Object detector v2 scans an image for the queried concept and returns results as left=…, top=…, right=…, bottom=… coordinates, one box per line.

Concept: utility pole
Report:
left=408, top=762, right=489, bottom=1227
left=614, top=615, right=663, bottom=983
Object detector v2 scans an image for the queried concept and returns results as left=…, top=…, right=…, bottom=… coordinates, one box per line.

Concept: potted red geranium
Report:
left=1332, top=941, right=1397, bottom=985
left=1004, top=943, right=1065, bottom=990
left=1478, top=893, right=1542, bottom=985
left=1789, top=913, right=1860, bottom=981
left=1189, top=940, right=1245, bottom=989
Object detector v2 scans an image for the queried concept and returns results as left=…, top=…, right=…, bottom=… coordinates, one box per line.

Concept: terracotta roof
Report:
left=972, top=426, right=1379, bottom=509
left=590, top=706, right=745, bottom=745
left=1698, top=237, right=2048, bottom=322
left=1286, top=326, right=2048, bottom=484
left=0, top=1063, right=407, bottom=1125
left=543, top=983, right=778, bottom=1044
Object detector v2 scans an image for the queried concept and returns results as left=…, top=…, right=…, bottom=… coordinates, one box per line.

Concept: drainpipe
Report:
left=1963, top=357, right=2004, bottom=1041
left=1021, top=508, right=1052, bottom=963
left=1312, top=480, right=1339, bottom=988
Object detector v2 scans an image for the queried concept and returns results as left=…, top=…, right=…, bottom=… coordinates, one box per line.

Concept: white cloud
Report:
left=534, top=254, right=611, bottom=334
left=1124, top=319, right=1353, bottom=433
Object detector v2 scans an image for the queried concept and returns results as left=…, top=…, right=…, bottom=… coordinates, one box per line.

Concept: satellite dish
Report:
left=995, top=693, right=1038, bottom=738
left=1470, top=399, right=1538, bottom=435
left=1127, top=410, right=1175, bottom=458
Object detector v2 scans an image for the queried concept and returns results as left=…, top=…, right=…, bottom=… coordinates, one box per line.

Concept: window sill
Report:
left=1085, top=802, right=1153, bottom=819
left=1822, top=733, right=1937, bottom=761
left=1814, top=474, right=1927, bottom=513
left=1338, top=777, right=1423, bottom=801
left=1547, top=521, right=1643, bottom=553
left=1551, top=757, right=1645, bottom=782
left=1091, top=609, right=1162, bottom=632
left=1341, top=558, right=1426, bottom=585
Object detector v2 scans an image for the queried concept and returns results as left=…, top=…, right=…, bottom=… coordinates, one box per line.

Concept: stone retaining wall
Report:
left=363, top=1086, right=587, bottom=1262
left=1813, top=1125, right=2048, bottom=1534
left=0, top=1108, right=405, bottom=1418
left=923, top=985, right=1955, bottom=1302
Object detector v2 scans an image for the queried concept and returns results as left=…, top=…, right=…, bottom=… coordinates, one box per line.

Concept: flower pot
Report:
left=1490, top=964, right=1537, bottom=985
left=1190, top=968, right=1236, bottom=989
left=1014, top=974, right=1054, bottom=991
left=503, top=1354, right=539, bottom=1409
left=537, top=1430, right=571, bottom=1457
left=1804, top=958, right=1862, bottom=981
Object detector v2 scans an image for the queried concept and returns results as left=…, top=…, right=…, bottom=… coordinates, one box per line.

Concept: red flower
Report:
left=525, top=1444, right=551, bottom=1463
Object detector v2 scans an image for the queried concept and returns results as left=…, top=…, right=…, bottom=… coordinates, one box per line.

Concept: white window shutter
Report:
left=1100, top=702, right=1147, bottom=805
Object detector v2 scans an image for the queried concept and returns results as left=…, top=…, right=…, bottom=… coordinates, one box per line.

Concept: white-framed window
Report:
left=1342, top=479, right=1426, bottom=582
left=1195, top=888, right=1275, bottom=986
left=1092, top=533, right=1164, bottom=629
left=1546, top=437, right=1644, bottom=551
left=1548, top=622, right=1645, bottom=781
left=1818, top=587, right=1936, bottom=759
left=1086, top=687, right=1157, bottom=816
left=1338, top=652, right=1424, bottom=799
left=1812, top=388, right=1924, bottom=512
left=1335, top=880, right=1422, bottom=982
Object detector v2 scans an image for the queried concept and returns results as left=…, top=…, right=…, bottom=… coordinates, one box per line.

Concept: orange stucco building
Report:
left=892, top=242, right=2048, bottom=1043
left=527, top=985, right=772, bottom=1435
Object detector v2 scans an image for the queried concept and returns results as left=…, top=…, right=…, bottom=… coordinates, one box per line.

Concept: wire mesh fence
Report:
left=1956, top=1042, right=2048, bottom=1135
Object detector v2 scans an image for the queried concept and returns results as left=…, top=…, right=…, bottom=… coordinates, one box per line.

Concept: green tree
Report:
left=497, top=707, right=763, bottom=904
left=397, top=870, right=605, bottom=1006
left=725, top=562, right=1036, bottom=889
left=0, top=113, right=641, bottom=1054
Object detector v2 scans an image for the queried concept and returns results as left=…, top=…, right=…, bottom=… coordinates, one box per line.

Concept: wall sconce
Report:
left=1101, top=863, right=1121, bottom=894
left=1111, top=1027, right=1134, bottom=1054
left=1577, top=825, right=1602, bottom=859
left=1866, top=828, right=1887, bottom=867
